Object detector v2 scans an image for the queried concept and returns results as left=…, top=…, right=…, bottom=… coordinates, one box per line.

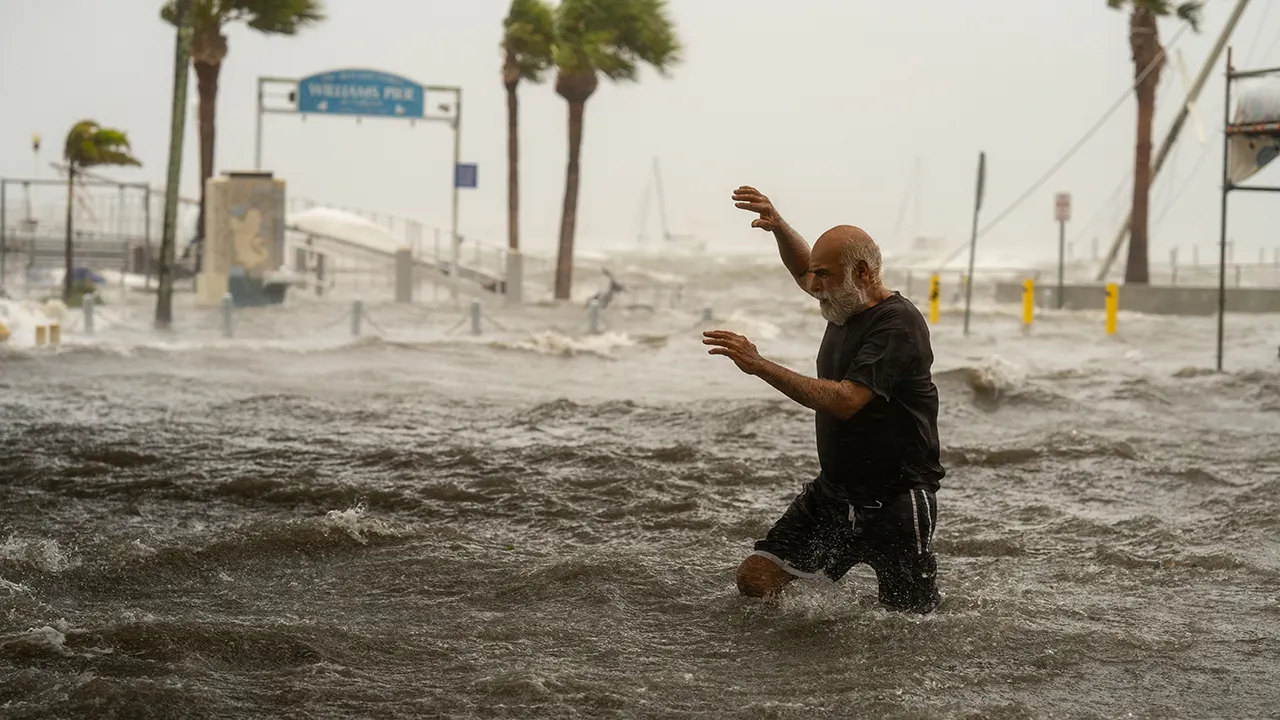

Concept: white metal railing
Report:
left=286, top=196, right=557, bottom=295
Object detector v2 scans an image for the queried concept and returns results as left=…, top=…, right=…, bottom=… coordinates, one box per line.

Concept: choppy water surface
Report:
left=2, top=257, right=1279, bottom=719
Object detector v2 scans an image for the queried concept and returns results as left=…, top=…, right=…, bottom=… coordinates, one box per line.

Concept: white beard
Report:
left=813, top=274, right=870, bottom=325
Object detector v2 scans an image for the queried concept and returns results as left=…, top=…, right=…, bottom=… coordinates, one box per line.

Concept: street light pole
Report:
left=962, top=151, right=986, bottom=336
left=254, top=77, right=264, bottom=171
left=155, top=0, right=193, bottom=330
left=450, top=88, right=463, bottom=304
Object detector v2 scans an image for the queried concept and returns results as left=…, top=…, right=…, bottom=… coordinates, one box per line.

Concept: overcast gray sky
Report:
left=1, top=0, right=1278, bottom=266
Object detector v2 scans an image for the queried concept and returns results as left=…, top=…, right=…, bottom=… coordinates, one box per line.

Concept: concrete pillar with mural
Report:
left=197, top=171, right=288, bottom=307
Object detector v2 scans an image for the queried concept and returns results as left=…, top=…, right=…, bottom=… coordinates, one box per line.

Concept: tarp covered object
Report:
left=1229, top=77, right=1280, bottom=184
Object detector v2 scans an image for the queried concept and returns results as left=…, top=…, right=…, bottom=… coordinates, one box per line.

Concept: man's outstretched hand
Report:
left=703, top=330, right=765, bottom=375
left=732, top=186, right=782, bottom=233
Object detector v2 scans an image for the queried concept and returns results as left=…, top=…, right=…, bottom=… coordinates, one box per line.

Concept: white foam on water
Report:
left=0, top=577, right=31, bottom=595
left=968, top=355, right=1028, bottom=395
left=1, top=626, right=73, bottom=657
left=0, top=536, right=79, bottom=573
left=498, top=330, right=637, bottom=358
left=712, top=310, right=782, bottom=340
left=0, top=299, right=69, bottom=348
left=322, top=502, right=406, bottom=544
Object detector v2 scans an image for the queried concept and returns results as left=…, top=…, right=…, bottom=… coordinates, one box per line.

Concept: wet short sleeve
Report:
left=842, top=323, right=917, bottom=400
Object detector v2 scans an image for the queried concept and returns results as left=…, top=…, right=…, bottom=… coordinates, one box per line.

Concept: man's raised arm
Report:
left=732, top=186, right=811, bottom=290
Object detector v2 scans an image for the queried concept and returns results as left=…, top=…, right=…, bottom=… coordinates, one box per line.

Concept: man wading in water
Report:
left=703, top=186, right=945, bottom=614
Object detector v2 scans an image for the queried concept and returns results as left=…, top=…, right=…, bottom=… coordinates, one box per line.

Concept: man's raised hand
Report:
left=732, top=186, right=782, bottom=233
left=703, top=330, right=764, bottom=375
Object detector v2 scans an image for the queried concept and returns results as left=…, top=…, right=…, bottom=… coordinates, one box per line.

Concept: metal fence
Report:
left=0, top=174, right=201, bottom=292
left=284, top=195, right=558, bottom=298
left=0, top=172, right=663, bottom=306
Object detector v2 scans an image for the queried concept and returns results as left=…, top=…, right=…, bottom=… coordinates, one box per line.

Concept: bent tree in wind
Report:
left=160, top=0, right=324, bottom=264
left=62, top=121, right=141, bottom=304
left=1107, top=0, right=1202, bottom=285
left=502, top=0, right=557, bottom=254
left=551, top=0, right=681, bottom=300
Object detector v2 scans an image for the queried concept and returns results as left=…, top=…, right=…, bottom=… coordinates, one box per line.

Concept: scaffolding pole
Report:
left=1215, top=47, right=1280, bottom=371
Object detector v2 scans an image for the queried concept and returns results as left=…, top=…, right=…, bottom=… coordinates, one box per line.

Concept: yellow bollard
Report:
left=49, top=324, right=61, bottom=345
left=928, top=273, right=940, bottom=324
left=1022, top=278, right=1035, bottom=330
left=35, top=325, right=48, bottom=346
left=0, top=319, right=10, bottom=343
left=1105, top=283, right=1118, bottom=335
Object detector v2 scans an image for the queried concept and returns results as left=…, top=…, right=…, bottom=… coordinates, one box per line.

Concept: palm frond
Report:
left=1175, top=1, right=1203, bottom=31
left=504, top=0, right=558, bottom=83
left=160, top=0, right=180, bottom=26
left=162, top=0, right=223, bottom=31
left=62, top=120, right=141, bottom=170
left=63, top=120, right=98, bottom=165
left=90, top=129, right=132, bottom=148
left=1111, top=0, right=1201, bottom=29
left=233, top=0, right=325, bottom=35
left=554, top=0, right=682, bottom=83
left=85, top=150, right=142, bottom=169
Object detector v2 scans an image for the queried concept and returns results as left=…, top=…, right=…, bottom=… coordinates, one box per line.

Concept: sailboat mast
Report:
left=635, top=166, right=653, bottom=245
left=653, top=157, right=671, bottom=242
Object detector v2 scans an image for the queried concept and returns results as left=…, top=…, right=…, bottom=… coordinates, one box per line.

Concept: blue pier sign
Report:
left=297, top=69, right=425, bottom=119
left=455, top=163, right=478, bottom=189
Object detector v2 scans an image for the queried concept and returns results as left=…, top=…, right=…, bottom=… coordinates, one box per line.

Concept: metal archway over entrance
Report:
left=253, top=69, right=473, bottom=298
left=1216, top=48, right=1280, bottom=371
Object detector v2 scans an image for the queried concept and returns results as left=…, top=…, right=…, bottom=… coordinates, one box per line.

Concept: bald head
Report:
left=810, top=225, right=883, bottom=285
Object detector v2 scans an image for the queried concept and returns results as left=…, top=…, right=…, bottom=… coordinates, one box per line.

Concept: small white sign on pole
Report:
left=1055, top=192, right=1072, bottom=223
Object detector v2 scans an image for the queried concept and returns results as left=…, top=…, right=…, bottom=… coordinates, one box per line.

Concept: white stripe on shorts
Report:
left=919, top=489, right=934, bottom=549
left=910, top=491, right=922, bottom=555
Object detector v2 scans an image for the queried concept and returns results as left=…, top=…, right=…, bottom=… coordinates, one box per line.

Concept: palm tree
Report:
left=502, top=0, right=556, bottom=254
left=551, top=0, right=681, bottom=300
left=62, top=121, right=141, bottom=303
left=160, top=0, right=324, bottom=269
left=1107, top=0, right=1201, bottom=285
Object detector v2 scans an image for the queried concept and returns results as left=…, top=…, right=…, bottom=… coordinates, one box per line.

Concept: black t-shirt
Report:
left=814, top=292, right=944, bottom=503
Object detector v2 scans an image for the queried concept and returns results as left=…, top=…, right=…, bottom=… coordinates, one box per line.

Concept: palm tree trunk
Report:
left=555, top=100, right=586, bottom=300
left=63, top=168, right=75, bottom=302
left=1125, top=8, right=1161, bottom=285
left=194, top=58, right=220, bottom=271
left=506, top=79, right=520, bottom=252
left=1127, top=82, right=1155, bottom=285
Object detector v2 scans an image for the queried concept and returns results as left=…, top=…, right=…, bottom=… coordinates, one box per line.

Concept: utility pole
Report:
left=962, top=151, right=986, bottom=336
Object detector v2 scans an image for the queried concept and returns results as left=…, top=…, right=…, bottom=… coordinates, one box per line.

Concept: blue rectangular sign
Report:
left=297, top=69, right=425, bottom=119
left=455, top=163, right=478, bottom=189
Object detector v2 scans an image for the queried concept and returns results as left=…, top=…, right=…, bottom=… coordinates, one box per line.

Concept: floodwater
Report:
left=2, top=254, right=1279, bottom=719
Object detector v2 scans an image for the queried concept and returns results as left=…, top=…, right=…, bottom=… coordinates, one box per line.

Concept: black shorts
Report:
left=752, top=480, right=941, bottom=613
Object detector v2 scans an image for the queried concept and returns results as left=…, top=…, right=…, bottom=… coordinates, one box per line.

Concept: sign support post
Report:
left=1055, top=192, right=1071, bottom=310
left=450, top=88, right=463, bottom=302
left=253, top=70, right=472, bottom=303
left=1215, top=49, right=1280, bottom=370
